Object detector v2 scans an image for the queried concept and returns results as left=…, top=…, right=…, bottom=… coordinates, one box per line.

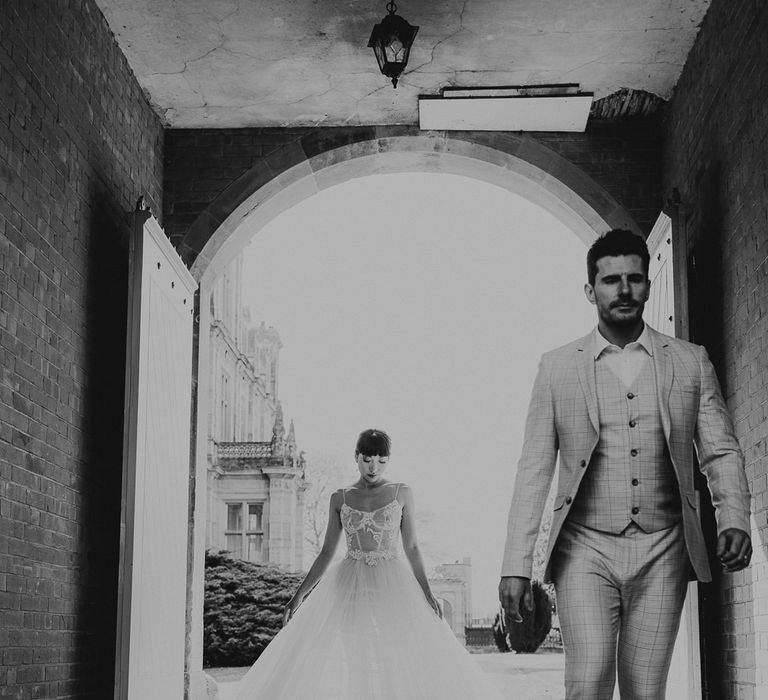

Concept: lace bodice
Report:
left=340, top=486, right=403, bottom=566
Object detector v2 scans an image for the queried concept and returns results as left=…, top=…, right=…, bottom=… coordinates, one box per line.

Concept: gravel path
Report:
left=207, top=650, right=566, bottom=700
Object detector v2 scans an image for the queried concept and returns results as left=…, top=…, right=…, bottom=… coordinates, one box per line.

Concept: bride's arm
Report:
left=400, top=485, right=443, bottom=618
left=283, top=490, right=343, bottom=624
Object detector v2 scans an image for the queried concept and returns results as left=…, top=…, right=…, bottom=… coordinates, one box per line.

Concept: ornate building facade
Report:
left=429, top=558, right=473, bottom=644
left=205, top=254, right=306, bottom=571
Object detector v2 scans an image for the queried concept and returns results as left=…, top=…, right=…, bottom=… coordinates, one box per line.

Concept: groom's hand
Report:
left=498, top=576, right=533, bottom=623
left=717, top=528, right=752, bottom=572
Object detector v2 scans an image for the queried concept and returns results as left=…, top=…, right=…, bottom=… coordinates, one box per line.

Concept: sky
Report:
left=240, top=172, right=597, bottom=616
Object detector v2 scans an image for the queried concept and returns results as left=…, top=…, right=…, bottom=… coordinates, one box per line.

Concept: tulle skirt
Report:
left=234, top=555, right=505, bottom=699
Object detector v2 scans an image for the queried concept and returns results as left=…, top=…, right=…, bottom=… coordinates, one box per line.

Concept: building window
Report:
left=225, top=502, right=264, bottom=562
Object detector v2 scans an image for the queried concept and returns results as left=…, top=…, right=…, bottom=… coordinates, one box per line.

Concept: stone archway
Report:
left=178, top=129, right=642, bottom=287
left=182, top=130, right=643, bottom=698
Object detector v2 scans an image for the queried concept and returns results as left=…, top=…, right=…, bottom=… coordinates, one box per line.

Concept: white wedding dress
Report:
left=234, top=483, right=506, bottom=699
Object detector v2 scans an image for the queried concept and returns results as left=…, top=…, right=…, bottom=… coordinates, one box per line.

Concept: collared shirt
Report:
left=592, top=324, right=653, bottom=388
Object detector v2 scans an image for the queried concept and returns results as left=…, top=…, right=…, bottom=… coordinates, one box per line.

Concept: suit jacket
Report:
left=500, top=325, right=751, bottom=583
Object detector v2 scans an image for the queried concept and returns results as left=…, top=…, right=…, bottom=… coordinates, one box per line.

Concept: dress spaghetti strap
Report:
left=394, top=482, right=401, bottom=498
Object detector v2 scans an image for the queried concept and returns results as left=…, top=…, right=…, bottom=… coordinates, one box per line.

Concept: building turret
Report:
left=287, top=420, right=297, bottom=458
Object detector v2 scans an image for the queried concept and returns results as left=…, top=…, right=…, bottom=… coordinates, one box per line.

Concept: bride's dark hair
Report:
left=355, top=428, right=391, bottom=457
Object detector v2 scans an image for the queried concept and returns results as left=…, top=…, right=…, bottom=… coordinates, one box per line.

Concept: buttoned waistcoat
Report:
left=568, top=356, right=682, bottom=533
left=500, top=325, right=750, bottom=583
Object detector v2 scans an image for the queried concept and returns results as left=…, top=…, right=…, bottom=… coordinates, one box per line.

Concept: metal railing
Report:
left=216, top=441, right=273, bottom=459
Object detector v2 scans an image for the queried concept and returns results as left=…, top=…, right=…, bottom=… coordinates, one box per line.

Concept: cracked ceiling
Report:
left=94, top=0, right=712, bottom=128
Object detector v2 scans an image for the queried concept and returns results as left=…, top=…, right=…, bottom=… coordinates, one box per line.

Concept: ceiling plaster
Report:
left=94, top=0, right=712, bottom=128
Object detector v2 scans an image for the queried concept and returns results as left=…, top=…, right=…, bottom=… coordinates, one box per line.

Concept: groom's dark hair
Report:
left=587, top=229, right=650, bottom=285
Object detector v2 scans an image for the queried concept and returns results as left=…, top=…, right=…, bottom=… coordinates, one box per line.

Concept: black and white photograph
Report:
left=0, top=1, right=765, bottom=699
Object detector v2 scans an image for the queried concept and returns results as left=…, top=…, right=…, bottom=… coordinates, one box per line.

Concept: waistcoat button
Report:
left=627, top=392, right=635, bottom=399
left=580, top=459, right=587, bottom=467
left=632, top=478, right=639, bottom=486
left=629, top=420, right=637, bottom=427
left=630, top=449, right=638, bottom=456
left=565, top=496, right=573, bottom=504
left=631, top=506, right=640, bottom=514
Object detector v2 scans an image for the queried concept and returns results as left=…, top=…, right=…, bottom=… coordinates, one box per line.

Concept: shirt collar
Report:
left=592, top=324, right=653, bottom=359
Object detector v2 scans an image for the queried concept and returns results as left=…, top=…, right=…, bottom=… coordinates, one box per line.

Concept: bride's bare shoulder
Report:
left=395, top=482, right=414, bottom=503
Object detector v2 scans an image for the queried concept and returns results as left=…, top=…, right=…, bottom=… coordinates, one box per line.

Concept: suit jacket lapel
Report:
left=576, top=334, right=600, bottom=433
left=649, top=326, right=673, bottom=439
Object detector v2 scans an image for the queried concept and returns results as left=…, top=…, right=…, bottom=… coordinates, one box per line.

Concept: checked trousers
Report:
left=551, top=520, right=690, bottom=700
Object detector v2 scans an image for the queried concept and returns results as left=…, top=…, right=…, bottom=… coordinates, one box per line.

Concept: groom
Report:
left=498, top=229, right=752, bottom=699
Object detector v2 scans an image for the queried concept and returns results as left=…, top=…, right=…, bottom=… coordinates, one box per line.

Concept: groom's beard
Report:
left=601, top=298, right=645, bottom=327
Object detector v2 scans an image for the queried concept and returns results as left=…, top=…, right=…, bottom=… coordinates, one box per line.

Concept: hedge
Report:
left=493, top=580, right=553, bottom=653
left=204, top=551, right=304, bottom=667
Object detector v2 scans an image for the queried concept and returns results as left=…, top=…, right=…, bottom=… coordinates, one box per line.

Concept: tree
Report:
left=492, top=611, right=507, bottom=652
left=532, top=489, right=558, bottom=638
left=204, top=551, right=303, bottom=667
left=532, top=489, right=555, bottom=581
left=302, top=454, right=348, bottom=558
left=493, top=488, right=559, bottom=653
left=493, top=580, right=553, bottom=653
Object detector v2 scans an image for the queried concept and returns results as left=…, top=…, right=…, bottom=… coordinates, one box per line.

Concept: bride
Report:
left=234, top=428, right=506, bottom=699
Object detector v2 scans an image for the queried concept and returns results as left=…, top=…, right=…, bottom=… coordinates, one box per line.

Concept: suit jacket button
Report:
left=627, top=392, right=635, bottom=399
left=630, top=449, right=639, bottom=456
left=580, top=459, right=587, bottom=467
left=565, top=496, right=573, bottom=505
left=629, top=420, right=637, bottom=427
left=632, top=478, right=639, bottom=486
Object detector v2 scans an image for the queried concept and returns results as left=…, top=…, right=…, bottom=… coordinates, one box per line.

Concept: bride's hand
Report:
left=425, top=592, right=443, bottom=619
left=282, top=596, right=302, bottom=626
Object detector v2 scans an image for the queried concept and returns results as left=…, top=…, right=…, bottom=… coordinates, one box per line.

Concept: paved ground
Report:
left=207, top=650, right=566, bottom=700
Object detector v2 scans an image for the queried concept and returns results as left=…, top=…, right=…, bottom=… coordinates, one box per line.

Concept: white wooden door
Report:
left=647, top=215, right=676, bottom=336
left=115, top=212, right=198, bottom=700
left=647, top=211, right=701, bottom=700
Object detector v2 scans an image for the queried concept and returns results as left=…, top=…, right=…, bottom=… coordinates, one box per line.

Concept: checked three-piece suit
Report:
left=501, top=325, right=751, bottom=698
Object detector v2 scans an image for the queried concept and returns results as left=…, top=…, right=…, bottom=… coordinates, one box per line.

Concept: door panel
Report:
left=115, top=212, right=198, bottom=699
left=647, top=212, right=701, bottom=700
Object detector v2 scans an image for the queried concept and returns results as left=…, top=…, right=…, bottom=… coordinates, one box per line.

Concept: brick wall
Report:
left=664, top=0, right=768, bottom=697
left=163, top=118, right=663, bottom=247
left=537, top=120, right=663, bottom=237
left=0, top=1, right=164, bottom=698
